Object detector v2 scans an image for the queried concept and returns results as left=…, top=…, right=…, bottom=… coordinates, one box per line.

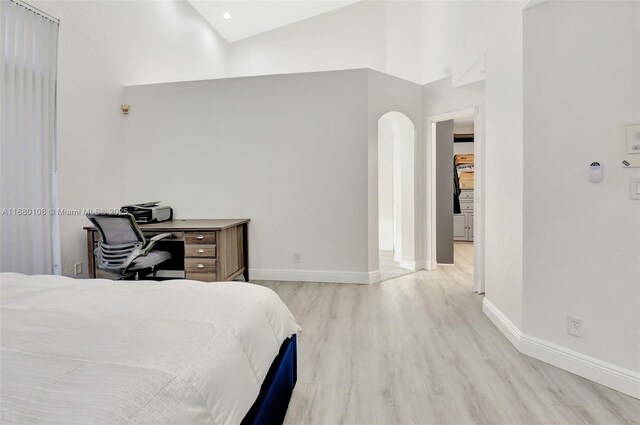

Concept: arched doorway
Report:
left=378, top=111, right=416, bottom=281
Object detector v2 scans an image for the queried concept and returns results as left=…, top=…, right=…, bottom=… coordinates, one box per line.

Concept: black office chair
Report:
left=87, top=213, right=173, bottom=280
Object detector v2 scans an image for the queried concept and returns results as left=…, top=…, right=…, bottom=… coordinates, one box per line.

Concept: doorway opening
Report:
left=452, top=114, right=475, bottom=280
left=428, top=107, right=484, bottom=292
left=377, top=111, right=416, bottom=281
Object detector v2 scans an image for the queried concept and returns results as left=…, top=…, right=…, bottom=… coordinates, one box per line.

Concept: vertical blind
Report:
left=1, top=0, right=60, bottom=274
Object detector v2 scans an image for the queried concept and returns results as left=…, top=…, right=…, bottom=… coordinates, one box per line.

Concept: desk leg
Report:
left=243, top=222, right=250, bottom=282
left=87, top=231, right=96, bottom=278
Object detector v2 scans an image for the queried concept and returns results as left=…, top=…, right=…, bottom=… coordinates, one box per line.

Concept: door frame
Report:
left=426, top=106, right=485, bottom=293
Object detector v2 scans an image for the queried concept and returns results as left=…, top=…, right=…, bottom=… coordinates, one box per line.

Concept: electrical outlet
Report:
left=74, top=263, right=83, bottom=276
left=566, top=316, right=583, bottom=338
left=293, top=253, right=301, bottom=264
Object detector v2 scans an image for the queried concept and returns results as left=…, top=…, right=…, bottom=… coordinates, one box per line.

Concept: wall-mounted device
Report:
left=626, top=124, right=640, bottom=154
left=630, top=178, right=640, bottom=200
left=121, top=201, right=172, bottom=223
left=121, top=104, right=130, bottom=114
left=589, top=162, right=603, bottom=183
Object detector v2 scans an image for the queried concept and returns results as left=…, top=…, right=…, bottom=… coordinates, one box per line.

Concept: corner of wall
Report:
left=483, top=297, right=640, bottom=399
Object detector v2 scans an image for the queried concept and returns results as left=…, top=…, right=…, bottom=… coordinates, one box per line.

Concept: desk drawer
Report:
left=186, top=272, right=217, bottom=282
left=185, top=258, right=216, bottom=273
left=185, top=232, right=216, bottom=244
left=186, top=244, right=217, bottom=258
left=459, top=191, right=474, bottom=200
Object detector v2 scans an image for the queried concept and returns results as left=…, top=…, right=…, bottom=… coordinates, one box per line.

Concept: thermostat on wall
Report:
left=590, top=162, right=603, bottom=183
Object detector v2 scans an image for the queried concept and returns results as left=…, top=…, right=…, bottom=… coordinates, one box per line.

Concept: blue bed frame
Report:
left=241, top=335, right=297, bottom=425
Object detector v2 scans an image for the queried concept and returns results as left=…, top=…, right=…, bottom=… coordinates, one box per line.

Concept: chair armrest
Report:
left=142, top=233, right=173, bottom=256
left=149, top=232, right=173, bottom=242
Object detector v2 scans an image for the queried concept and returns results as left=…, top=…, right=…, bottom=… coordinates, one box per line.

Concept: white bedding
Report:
left=0, top=273, right=300, bottom=425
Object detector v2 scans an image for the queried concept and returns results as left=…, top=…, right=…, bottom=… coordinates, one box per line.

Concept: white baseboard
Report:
left=397, top=259, right=426, bottom=271
left=483, top=298, right=640, bottom=399
left=482, top=298, right=522, bottom=348
left=250, top=268, right=375, bottom=284
left=474, top=275, right=485, bottom=294
left=367, top=271, right=381, bottom=284
left=399, top=260, right=416, bottom=270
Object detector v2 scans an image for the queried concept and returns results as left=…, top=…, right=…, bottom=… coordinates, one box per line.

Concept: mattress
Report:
left=0, top=273, right=300, bottom=425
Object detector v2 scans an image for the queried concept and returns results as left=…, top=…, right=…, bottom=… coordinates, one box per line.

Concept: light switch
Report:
left=630, top=178, right=640, bottom=200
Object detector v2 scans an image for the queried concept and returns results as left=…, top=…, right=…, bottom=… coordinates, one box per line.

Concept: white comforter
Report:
left=0, top=273, right=300, bottom=425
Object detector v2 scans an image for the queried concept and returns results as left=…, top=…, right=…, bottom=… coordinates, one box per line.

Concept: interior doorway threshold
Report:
left=379, top=251, right=415, bottom=282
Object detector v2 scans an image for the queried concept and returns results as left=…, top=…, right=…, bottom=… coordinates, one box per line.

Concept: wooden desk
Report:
left=84, top=219, right=250, bottom=282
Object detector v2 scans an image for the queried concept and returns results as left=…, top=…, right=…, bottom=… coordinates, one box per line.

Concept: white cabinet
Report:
left=454, top=190, right=474, bottom=242
left=453, top=215, right=467, bottom=240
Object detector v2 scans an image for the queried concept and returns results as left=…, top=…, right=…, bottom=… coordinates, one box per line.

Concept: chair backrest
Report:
left=86, top=213, right=145, bottom=275
left=88, top=213, right=145, bottom=245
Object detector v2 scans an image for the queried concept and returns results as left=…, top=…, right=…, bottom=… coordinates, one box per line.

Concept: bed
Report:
left=0, top=273, right=301, bottom=425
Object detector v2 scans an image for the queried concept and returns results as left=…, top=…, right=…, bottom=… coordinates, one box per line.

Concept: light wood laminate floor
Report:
left=256, top=244, right=640, bottom=425
left=379, top=250, right=414, bottom=282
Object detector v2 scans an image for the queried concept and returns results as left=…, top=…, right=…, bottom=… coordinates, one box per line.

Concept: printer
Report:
left=121, top=201, right=173, bottom=223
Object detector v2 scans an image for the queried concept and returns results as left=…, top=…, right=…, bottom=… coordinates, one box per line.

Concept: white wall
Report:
left=227, top=0, right=518, bottom=88
left=396, top=113, right=416, bottom=268
left=482, top=1, right=526, bottom=327
left=392, top=119, right=403, bottom=261
left=454, top=142, right=474, bottom=155
left=420, top=1, right=488, bottom=85
left=122, top=69, right=421, bottom=283
left=453, top=118, right=474, bottom=134
left=228, top=1, right=424, bottom=84
left=378, top=117, right=395, bottom=251
left=31, top=0, right=228, bottom=277
left=385, top=1, right=422, bottom=83
left=420, top=1, right=525, bottom=87
left=122, top=70, right=372, bottom=283
left=228, top=1, right=387, bottom=78
left=523, top=0, right=640, bottom=376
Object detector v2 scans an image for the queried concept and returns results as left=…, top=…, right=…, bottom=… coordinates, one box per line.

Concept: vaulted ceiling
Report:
left=187, top=0, right=361, bottom=43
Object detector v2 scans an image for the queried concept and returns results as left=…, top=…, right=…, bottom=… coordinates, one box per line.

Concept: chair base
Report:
left=111, top=266, right=158, bottom=281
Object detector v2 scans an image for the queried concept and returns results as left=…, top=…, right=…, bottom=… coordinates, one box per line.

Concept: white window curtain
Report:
left=1, top=0, right=60, bottom=274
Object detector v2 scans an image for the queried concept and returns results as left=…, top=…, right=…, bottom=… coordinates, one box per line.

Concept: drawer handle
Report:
left=196, top=234, right=204, bottom=240
left=197, top=249, right=204, bottom=254
left=197, top=263, right=205, bottom=269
